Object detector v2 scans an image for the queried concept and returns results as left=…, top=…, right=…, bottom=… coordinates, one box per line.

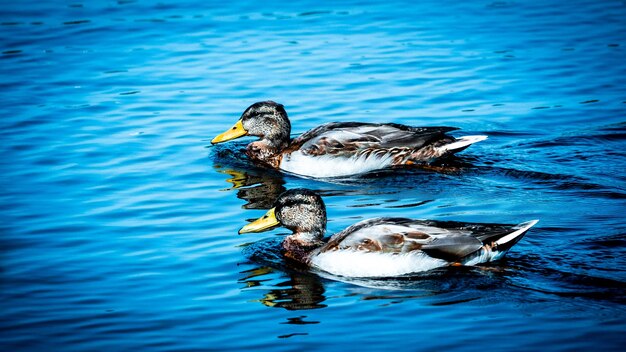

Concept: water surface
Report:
left=1, top=0, right=626, bottom=350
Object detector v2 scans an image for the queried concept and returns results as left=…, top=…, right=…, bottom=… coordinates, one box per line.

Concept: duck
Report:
left=211, top=101, right=487, bottom=178
left=239, top=188, right=538, bottom=278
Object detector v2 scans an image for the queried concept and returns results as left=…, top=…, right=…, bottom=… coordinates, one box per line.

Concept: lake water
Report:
left=1, top=0, right=625, bottom=350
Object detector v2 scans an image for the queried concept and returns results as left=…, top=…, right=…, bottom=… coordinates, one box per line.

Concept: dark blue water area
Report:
left=1, top=0, right=626, bottom=350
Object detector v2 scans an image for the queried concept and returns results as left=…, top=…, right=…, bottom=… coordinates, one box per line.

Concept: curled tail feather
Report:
left=403, top=135, right=488, bottom=164
left=436, top=135, right=488, bottom=154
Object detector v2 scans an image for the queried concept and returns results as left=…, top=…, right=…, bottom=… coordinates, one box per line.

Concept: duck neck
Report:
left=282, top=231, right=325, bottom=264
left=246, top=138, right=288, bottom=168
left=267, top=131, right=290, bottom=150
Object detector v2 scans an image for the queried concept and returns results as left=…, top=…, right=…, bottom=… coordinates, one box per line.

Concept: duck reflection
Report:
left=237, top=262, right=515, bottom=312
left=212, top=144, right=286, bottom=209
left=217, top=168, right=286, bottom=209
left=239, top=265, right=327, bottom=310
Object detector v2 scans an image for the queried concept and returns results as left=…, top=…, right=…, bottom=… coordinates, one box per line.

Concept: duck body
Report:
left=239, top=189, right=538, bottom=278
left=279, top=122, right=486, bottom=178
left=213, top=102, right=487, bottom=178
left=308, top=217, right=538, bottom=277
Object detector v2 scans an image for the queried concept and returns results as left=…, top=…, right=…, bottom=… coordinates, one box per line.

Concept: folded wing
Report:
left=321, top=218, right=536, bottom=263
left=290, top=122, right=458, bottom=157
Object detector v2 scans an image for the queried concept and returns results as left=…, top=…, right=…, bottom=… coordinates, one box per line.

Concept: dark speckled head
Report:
left=275, top=188, right=327, bottom=238
left=241, top=101, right=291, bottom=149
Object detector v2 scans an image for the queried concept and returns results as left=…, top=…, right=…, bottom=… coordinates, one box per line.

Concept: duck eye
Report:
left=263, top=215, right=268, bottom=219
left=232, top=126, right=236, bottom=130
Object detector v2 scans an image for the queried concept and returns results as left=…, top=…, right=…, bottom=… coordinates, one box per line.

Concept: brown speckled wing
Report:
left=288, top=122, right=458, bottom=158
left=321, top=217, right=434, bottom=255
left=321, top=218, right=522, bottom=262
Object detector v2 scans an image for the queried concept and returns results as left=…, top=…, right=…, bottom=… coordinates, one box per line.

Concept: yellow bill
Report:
left=239, top=208, right=279, bottom=234
left=211, top=120, right=247, bottom=144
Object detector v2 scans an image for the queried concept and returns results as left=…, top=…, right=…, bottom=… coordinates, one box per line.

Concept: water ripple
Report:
left=2, top=0, right=626, bottom=350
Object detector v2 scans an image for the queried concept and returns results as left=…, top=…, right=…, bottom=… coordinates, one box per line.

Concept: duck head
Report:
left=211, top=101, right=291, bottom=152
left=239, top=188, right=327, bottom=244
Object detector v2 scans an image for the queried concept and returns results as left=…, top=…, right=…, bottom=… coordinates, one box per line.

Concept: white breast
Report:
left=279, top=150, right=395, bottom=178
left=310, top=250, right=448, bottom=278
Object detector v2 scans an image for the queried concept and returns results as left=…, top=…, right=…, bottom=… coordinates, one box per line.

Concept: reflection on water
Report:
left=238, top=242, right=509, bottom=312
left=216, top=167, right=286, bottom=209
left=240, top=266, right=327, bottom=310
left=239, top=237, right=327, bottom=311
left=240, top=250, right=626, bottom=316
left=213, top=145, right=286, bottom=209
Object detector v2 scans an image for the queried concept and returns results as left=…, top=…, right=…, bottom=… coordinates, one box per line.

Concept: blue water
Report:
left=1, top=0, right=626, bottom=350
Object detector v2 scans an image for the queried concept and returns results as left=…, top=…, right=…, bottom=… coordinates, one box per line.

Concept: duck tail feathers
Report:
left=436, top=135, right=488, bottom=154
left=494, top=219, right=539, bottom=248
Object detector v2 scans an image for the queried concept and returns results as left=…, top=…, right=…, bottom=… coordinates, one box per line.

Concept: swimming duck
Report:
left=211, top=101, right=487, bottom=178
left=239, top=188, right=538, bottom=278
